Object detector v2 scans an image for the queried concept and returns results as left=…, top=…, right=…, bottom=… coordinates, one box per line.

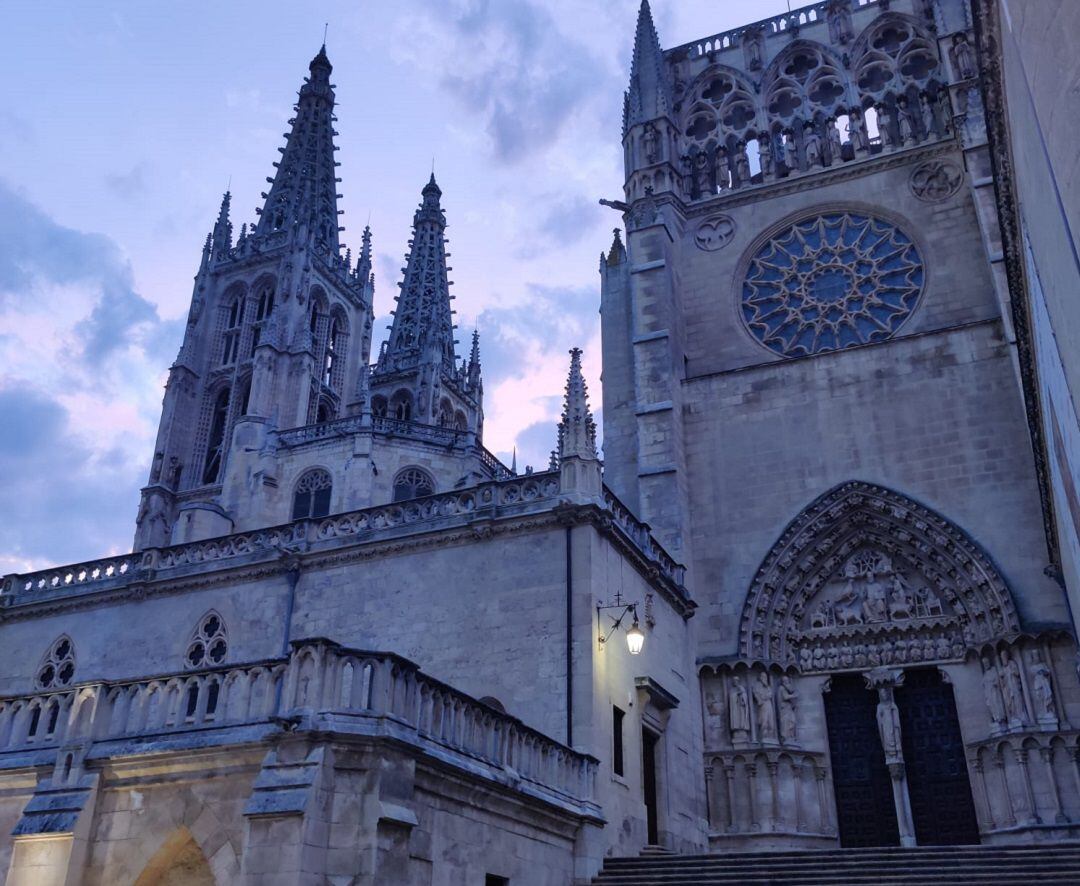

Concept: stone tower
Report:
left=601, top=0, right=1077, bottom=850
left=134, top=48, right=498, bottom=552
left=369, top=174, right=483, bottom=435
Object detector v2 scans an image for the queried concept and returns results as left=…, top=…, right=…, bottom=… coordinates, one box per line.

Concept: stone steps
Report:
left=592, top=844, right=1080, bottom=885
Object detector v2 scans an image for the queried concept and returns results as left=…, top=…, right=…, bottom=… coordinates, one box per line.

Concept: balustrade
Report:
left=0, top=642, right=597, bottom=806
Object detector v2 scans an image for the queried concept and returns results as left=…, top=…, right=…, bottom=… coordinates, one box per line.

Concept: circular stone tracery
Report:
left=741, top=212, right=925, bottom=357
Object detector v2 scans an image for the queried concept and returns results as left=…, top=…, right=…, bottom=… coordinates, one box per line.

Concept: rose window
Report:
left=741, top=212, right=924, bottom=357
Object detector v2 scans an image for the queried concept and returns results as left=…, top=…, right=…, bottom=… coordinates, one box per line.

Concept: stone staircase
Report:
left=591, top=844, right=1080, bottom=885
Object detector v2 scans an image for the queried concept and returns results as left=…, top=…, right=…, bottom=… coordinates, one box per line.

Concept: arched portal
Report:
left=718, top=481, right=1028, bottom=849
left=739, top=480, right=1019, bottom=668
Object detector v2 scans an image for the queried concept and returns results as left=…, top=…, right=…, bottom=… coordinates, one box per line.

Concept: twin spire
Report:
left=625, top=0, right=670, bottom=135
left=254, top=44, right=342, bottom=250
left=377, top=173, right=459, bottom=374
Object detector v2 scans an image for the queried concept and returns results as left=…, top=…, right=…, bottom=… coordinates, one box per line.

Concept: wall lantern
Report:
left=597, top=592, right=646, bottom=655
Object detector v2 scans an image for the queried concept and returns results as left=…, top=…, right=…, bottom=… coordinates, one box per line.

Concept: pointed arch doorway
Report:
left=738, top=481, right=1014, bottom=848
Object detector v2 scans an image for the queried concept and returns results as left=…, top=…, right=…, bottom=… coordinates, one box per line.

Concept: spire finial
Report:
left=626, top=0, right=670, bottom=133
left=558, top=347, right=598, bottom=461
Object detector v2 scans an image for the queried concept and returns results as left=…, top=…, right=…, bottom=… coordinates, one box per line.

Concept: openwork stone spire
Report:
left=254, top=45, right=342, bottom=252
left=378, top=175, right=456, bottom=373
left=625, top=0, right=671, bottom=133
left=558, top=347, right=598, bottom=461
left=211, top=191, right=232, bottom=259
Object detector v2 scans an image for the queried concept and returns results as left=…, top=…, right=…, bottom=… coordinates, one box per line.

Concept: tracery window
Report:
left=392, top=467, right=435, bottom=502
left=185, top=612, right=228, bottom=669
left=222, top=297, right=242, bottom=365
left=292, top=468, right=333, bottom=519
left=250, top=281, right=275, bottom=355
left=390, top=390, right=413, bottom=422
left=740, top=212, right=924, bottom=358
left=201, top=387, right=231, bottom=484
left=37, top=636, right=75, bottom=689
left=324, top=312, right=348, bottom=391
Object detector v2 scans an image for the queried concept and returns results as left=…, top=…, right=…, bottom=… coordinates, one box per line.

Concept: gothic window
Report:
left=37, top=636, right=75, bottom=689
left=324, top=311, right=348, bottom=391
left=222, top=297, right=242, bottom=365
left=315, top=398, right=335, bottom=423
left=853, top=17, right=940, bottom=109
left=392, top=467, right=434, bottom=502
left=371, top=395, right=388, bottom=418
left=390, top=390, right=413, bottom=422
left=201, top=387, right=231, bottom=484
left=250, top=280, right=275, bottom=355
left=437, top=397, right=454, bottom=428
left=292, top=468, right=333, bottom=519
left=740, top=211, right=924, bottom=358
left=185, top=612, right=228, bottom=669
left=453, top=410, right=467, bottom=431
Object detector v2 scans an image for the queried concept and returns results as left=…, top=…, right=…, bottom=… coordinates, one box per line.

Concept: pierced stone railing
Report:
left=602, top=488, right=687, bottom=592
left=277, top=414, right=367, bottom=445
left=0, top=641, right=598, bottom=809
left=667, top=0, right=882, bottom=58
left=5, top=554, right=140, bottom=596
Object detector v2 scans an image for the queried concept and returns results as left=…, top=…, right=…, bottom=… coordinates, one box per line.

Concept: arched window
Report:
left=222, top=296, right=242, bottom=365
left=437, top=398, right=454, bottom=427
left=315, top=399, right=335, bottom=424
left=292, top=468, right=333, bottom=519
left=185, top=612, right=228, bottom=669
left=201, top=387, right=231, bottom=484
left=324, top=312, right=348, bottom=391
left=37, top=636, right=76, bottom=689
left=390, top=390, right=413, bottom=422
left=392, top=467, right=435, bottom=502
left=371, top=395, right=388, bottom=418
left=250, top=281, right=275, bottom=355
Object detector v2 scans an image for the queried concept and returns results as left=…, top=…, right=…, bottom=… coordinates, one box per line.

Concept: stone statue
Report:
left=878, top=104, right=897, bottom=149
left=863, top=573, right=889, bottom=623
left=778, top=676, right=798, bottom=742
left=752, top=671, right=777, bottom=740
left=714, top=148, right=730, bottom=191
left=706, top=690, right=724, bottom=719
left=745, top=28, right=764, bottom=71
left=951, top=33, right=977, bottom=80
left=1028, top=651, right=1057, bottom=722
left=888, top=574, right=915, bottom=620
left=812, top=646, right=826, bottom=670
left=897, top=98, right=917, bottom=145
left=810, top=599, right=833, bottom=629
left=783, top=129, right=799, bottom=173
left=729, top=676, right=751, bottom=738
left=681, top=155, right=694, bottom=196
left=827, top=0, right=853, bottom=44
left=758, top=131, right=775, bottom=180
left=694, top=152, right=712, bottom=197
left=919, top=91, right=938, bottom=138
left=150, top=450, right=164, bottom=483
left=936, top=89, right=953, bottom=134
left=876, top=687, right=904, bottom=763
left=834, top=582, right=864, bottom=626
left=826, top=117, right=844, bottom=164
left=167, top=457, right=183, bottom=490
left=982, top=656, right=1007, bottom=729
left=643, top=123, right=659, bottom=164
left=799, top=647, right=812, bottom=670
left=734, top=142, right=751, bottom=187
left=1000, top=649, right=1028, bottom=727
left=803, top=124, right=823, bottom=168
left=848, top=108, right=869, bottom=155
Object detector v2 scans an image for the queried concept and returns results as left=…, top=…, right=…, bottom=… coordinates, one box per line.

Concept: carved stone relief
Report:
left=739, top=482, right=1021, bottom=666
left=909, top=159, right=964, bottom=202
left=694, top=214, right=736, bottom=251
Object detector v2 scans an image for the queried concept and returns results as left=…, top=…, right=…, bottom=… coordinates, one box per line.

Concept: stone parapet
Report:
left=0, top=639, right=601, bottom=821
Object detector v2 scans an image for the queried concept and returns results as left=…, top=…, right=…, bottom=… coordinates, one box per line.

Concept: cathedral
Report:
left=2, top=0, right=1079, bottom=883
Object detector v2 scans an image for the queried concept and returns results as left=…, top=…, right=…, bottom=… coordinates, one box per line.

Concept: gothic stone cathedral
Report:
left=2, top=1, right=1079, bottom=884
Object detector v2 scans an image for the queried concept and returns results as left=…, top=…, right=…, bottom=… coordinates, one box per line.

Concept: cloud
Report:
left=0, top=180, right=175, bottom=571
left=0, top=386, right=143, bottom=570
left=397, top=0, right=611, bottom=162
left=104, top=162, right=150, bottom=200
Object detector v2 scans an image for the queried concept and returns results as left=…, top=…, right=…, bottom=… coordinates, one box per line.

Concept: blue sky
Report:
left=0, top=0, right=789, bottom=571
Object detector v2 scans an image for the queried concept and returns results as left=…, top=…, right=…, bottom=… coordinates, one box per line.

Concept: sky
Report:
left=0, top=0, right=791, bottom=573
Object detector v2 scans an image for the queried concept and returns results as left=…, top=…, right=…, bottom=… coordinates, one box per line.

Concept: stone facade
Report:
left=1, top=0, right=1079, bottom=883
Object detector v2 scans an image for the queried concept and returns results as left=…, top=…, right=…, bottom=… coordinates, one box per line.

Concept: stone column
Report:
left=723, top=764, right=737, bottom=833
left=865, top=669, right=917, bottom=846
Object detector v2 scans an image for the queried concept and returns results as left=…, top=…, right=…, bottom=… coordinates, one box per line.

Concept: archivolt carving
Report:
left=739, top=482, right=1020, bottom=667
